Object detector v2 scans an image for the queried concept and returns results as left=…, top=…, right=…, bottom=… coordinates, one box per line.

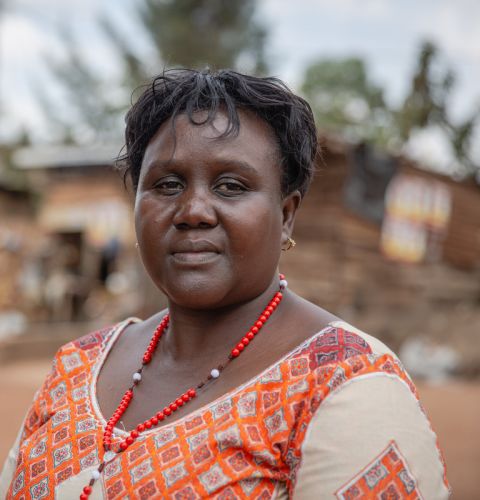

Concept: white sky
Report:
left=0, top=0, right=478, bottom=171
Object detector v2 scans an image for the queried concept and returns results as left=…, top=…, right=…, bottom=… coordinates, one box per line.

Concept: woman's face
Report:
left=134, top=109, right=299, bottom=309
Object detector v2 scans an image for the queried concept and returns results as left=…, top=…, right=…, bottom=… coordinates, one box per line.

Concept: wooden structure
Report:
left=2, top=139, right=479, bottom=374
left=0, top=160, right=38, bottom=313
left=281, top=138, right=480, bottom=372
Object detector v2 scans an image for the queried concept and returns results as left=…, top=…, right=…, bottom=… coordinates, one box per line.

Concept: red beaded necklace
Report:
left=79, top=275, right=287, bottom=499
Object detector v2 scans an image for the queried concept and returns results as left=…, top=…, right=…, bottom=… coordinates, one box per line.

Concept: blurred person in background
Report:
left=0, top=69, right=450, bottom=499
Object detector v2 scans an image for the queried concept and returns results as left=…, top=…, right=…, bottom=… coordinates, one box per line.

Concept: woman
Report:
left=1, top=69, right=449, bottom=499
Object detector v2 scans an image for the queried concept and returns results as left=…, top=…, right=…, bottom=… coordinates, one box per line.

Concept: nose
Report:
left=172, top=188, right=218, bottom=230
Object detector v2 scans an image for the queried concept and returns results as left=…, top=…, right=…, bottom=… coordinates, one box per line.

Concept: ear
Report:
left=281, top=190, right=301, bottom=244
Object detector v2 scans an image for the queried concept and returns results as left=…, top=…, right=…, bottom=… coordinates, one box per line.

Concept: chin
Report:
left=159, top=273, right=233, bottom=310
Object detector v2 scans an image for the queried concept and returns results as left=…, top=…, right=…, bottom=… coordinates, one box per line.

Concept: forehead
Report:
left=141, top=109, right=280, bottom=171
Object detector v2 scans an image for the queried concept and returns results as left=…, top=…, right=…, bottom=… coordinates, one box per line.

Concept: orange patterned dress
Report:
left=1, top=319, right=450, bottom=499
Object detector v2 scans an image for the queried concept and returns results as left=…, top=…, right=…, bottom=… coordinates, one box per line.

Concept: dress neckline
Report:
left=89, top=316, right=337, bottom=436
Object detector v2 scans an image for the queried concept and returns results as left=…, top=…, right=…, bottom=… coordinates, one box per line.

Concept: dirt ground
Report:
left=0, top=360, right=478, bottom=499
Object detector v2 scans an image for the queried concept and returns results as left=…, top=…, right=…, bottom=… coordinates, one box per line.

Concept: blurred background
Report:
left=0, top=0, right=479, bottom=497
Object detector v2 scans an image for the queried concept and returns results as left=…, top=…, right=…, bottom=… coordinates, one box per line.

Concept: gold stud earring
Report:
left=282, top=237, right=296, bottom=251
left=135, top=242, right=139, bottom=249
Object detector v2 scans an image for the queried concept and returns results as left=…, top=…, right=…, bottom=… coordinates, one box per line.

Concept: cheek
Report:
left=135, top=196, right=164, bottom=237
left=134, top=194, right=146, bottom=237
left=226, top=207, right=283, bottom=296
left=134, top=198, right=171, bottom=276
left=227, top=202, right=283, bottom=258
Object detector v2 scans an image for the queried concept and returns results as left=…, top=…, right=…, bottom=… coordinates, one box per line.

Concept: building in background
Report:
left=1, top=138, right=479, bottom=375
left=2, top=145, right=164, bottom=331
left=281, top=137, right=480, bottom=376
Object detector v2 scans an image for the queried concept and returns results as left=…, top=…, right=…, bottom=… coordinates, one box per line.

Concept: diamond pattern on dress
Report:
left=77, top=434, right=95, bottom=452
left=160, top=444, right=182, bottom=464
left=136, top=479, right=158, bottom=499
left=335, top=441, right=421, bottom=499
left=55, top=465, right=73, bottom=484
left=199, top=463, right=230, bottom=494
left=154, top=427, right=178, bottom=449
left=215, top=424, right=242, bottom=452
left=239, top=477, right=261, bottom=495
left=236, top=391, right=257, bottom=418
left=106, top=478, right=124, bottom=499
left=162, top=462, right=188, bottom=488
left=79, top=449, right=99, bottom=470
left=262, top=390, right=280, bottom=410
left=104, top=457, right=121, bottom=479
left=173, top=484, right=199, bottom=500
left=184, top=415, right=204, bottom=432
left=186, top=429, right=209, bottom=451
left=264, top=408, right=288, bottom=438
left=53, top=443, right=72, bottom=468
left=49, top=381, right=67, bottom=402
left=12, top=469, right=25, bottom=496
left=28, top=439, right=46, bottom=460
left=72, top=384, right=89, bottom=402
left=192, top=443, right=213, bottom=466
left=211, top=399, right=233, bottom=420
left=29, top=459, right=47, bottom=479
left=52, top=427, right=69, bottom=444
left=226, top=451, right=250, bottom=473
left=128, top=443, right=148, bottom=464
left=61, top=352, right=83, bottom=373
left=289, top=356, right=309, bottom=377
left=6, top=323, right=445, bottom=500
left=259, top=365, right=282, bottom=384
left=75, top=417, right=96, bottom=434
left=29, top=477, right=49, bottom=500
left=51, top=409, right=70, bottom=428
left=129, top=458, right=154, bottom=485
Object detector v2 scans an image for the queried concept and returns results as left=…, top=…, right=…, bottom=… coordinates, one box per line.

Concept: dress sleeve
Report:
left=0, top=424, right=24, bottom=497
left=292, top=372, right=450, bottom=499
left=0, top=356, right=59, bottom=497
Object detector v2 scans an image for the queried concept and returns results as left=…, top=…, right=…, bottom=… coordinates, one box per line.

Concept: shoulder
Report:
left=282, top=293, right=396, bottom=366
left=283, top=321, right=419, bottom=437
left=328, top=320, right=397, bottom=358
left=23, top=319, right=136, bottom=429
left=289, top=319, right=418, bottom=424
left=289, top=320, right=398, bottom=376
left=292, top=369, right=450, bottom=498
left=3, top=320, right=132, bottom=466
left=53, top=317, right=138, bottom=366
left=286, top=321, right=450, bottom=499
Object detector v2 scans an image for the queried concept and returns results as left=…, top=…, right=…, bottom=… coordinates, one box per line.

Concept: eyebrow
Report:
left=146, top=158, right=259, bottom=176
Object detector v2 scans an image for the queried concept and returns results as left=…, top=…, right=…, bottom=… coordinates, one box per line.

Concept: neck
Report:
left=159, top=277, right=283, bottom=363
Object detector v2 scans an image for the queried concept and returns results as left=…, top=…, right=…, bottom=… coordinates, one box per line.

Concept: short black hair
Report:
left=118, top=68, right=318, bottom=197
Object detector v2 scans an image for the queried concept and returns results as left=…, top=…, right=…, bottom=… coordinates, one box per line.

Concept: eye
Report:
left=154, top=178, right=184, bottom=195
left=214, top=179, right=248, bottom=196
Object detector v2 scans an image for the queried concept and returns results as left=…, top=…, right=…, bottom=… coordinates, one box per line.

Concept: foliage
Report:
left=40, top=29, right=127, bottom=143
left=301, top=57, right=392, bottom=146
left=397, top=41, right=478, bottom=175
left=302, top=42, right=479, bottom=177
left=39, top=0, right=267, bottom=143
left=135, top=0, right=267, bottom=72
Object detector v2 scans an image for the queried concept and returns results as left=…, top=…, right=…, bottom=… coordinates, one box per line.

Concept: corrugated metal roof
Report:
left=12, top=144, right=123, bottom=170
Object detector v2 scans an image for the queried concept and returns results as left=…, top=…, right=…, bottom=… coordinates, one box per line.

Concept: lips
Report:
left=170, top=239, right=221, bottom=265
left=170, top=239, right=220, bottom=254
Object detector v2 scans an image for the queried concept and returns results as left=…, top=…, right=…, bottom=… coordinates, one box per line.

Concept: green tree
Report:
left=135, top=0, right=267, bottom=72
left=39, top=0, right=268, bottom=143
left=39, top=30, right=127, bottom=143
left=301, top=42, right=479, bottom=177
left=397, top=41, right=479, bottom=175
left=301, top=57, right=391, bottom=145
